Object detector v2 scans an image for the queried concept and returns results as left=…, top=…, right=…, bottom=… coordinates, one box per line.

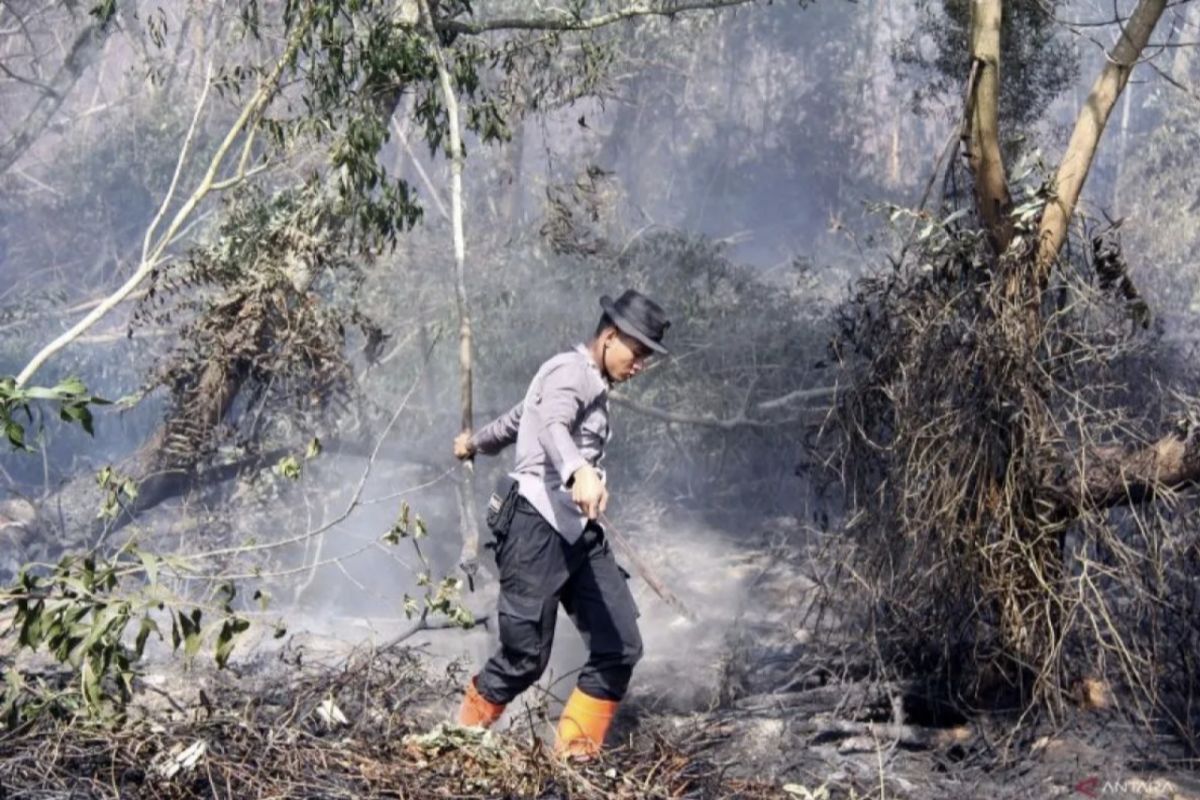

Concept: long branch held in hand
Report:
left=418, top=0, right=482, bottom=585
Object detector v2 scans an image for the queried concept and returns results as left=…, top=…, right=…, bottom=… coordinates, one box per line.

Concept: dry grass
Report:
left=0, top=642, right=783, bottom=799
left=827, top=187, right=1200, bottom=756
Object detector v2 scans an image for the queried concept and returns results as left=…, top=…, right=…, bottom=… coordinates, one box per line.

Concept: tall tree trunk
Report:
left=968, top=0, right=1013, bottom=253
left=1034, top=0, right=1168, bottom=279
left=888, top=106, right=903, bottom=188
left=1111, top=81, right=1133, bottom=212
left=500, top=118, right=526, bottom=228
left=1170, top=3, right=1200, bottom=83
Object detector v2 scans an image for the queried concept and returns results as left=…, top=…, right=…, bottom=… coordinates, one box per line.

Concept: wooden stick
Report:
left=419, top=0, right=481, bottom=590
left=600, top=512, right=695, bottom=621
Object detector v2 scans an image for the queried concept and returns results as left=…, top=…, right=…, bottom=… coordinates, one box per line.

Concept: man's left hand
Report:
left=453, top=431, right=476, bottom=460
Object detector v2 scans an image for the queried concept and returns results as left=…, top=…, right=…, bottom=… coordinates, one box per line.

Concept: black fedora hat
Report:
left=599, top=289, right=670, bottom=354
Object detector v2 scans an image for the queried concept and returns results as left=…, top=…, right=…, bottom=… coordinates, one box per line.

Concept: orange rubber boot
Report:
left=554, top=687, right=618, bottom=758
left=458, top=677, right=505, bottom=728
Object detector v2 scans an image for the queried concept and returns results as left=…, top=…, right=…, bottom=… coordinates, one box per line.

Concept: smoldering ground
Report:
left=208, top=419, right=810, bottom=736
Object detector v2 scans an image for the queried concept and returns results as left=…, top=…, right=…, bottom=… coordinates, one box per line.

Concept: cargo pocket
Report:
left=496, top=589, right=552, bottom=679
left=485, top=480, right=520, bottom=560
left=613, top=563, right=641, bottom=619
left=492, top=500, right=563, bottom=684
left=486, top=480, right=518, bottom=530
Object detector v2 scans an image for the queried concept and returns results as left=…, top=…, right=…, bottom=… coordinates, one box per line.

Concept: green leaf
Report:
left=79, top=606, right=114, bottom=654
left=138, top=551, right=159, bottom=586
left=54, top=377, right=87, bottom=396
left=215, top=582, right=236, bottom=613
left=97, top=495, right=119, bottom=521
left=89, top=0, right=117, bottom=25
left=214, top=617, right=250, bottom=669
left=135, top=616, right=160, bottom=659
left=76, top=406, right=95, bottom=436
left=4, top=669, right=25, bottom=694
left=81, top=658, right=102, bottom=711
left=178, top=609, right=203, bottom=659
left=275, top=455, right=302, bottom=480
left=17, top=600, right=44, bottom=649
left=253, top=589, right=271, bottom=611
left=305, top=437, right=322, bottom=459
left=4, top=420, right=26, bottom=450
left=448, top=605, right=475, bottom=629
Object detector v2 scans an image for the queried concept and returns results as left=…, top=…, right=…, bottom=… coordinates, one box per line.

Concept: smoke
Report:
left=253, top=416, right=788, bottom=724
left=0, top=0, right=956, bottom=723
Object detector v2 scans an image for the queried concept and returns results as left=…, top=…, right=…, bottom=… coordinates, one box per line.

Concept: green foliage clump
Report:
left=0, top=377, right=107, bottom=451
left=385, top=501, right=474, bottom=628
left=1, top=548, right=253, bottom=727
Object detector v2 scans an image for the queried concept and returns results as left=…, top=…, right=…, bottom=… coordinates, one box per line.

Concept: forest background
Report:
left=3, top=0, right=1200, bottom=796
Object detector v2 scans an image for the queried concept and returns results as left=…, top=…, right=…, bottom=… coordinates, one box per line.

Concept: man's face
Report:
left=603, top=328, right=654, bottom=383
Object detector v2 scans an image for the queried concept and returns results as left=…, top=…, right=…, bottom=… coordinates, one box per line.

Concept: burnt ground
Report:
left=2, top=501, right=1200, bottom=798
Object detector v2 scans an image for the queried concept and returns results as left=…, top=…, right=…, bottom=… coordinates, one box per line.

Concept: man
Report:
left=451, top=289, right=670, bottom=757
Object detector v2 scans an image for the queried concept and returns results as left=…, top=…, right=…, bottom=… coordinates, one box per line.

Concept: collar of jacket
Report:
left=574, top=342, right=611, bottom=390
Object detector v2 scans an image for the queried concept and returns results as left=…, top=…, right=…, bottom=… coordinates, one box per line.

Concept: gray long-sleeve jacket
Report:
left=471, top=344, right=610, bottom=543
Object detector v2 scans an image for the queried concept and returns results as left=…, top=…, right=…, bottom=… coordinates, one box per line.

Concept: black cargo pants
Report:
left=475, top=484, right=643, bottom=705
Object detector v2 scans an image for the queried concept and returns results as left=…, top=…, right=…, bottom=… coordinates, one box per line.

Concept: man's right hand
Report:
left=570, top=464, right=609, bottom=520
left=453, top=431, right=476, bottom=460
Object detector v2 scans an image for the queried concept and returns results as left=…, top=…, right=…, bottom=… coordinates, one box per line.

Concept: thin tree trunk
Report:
left=967, top=0, right=1013, bottom=252
left=1034, top=0, right=1168, bottom=278
left=1112, top=81, right=1133, bottom=211
left=501, top=119, right=526, bottom=228
left=889, top=106, right=903, bottom=187
left=0, top=13, right=115, bottom=177
left=1170, top=3, right=1200, bottom=84
left=419, top=0, right=482, bottom=586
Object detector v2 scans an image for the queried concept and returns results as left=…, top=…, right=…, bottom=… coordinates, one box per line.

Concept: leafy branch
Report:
left=1, top=547, right=258, bottom=727
left=0, top=376, right=108, bottom=450
left=437, top=0, right=760, bottom=35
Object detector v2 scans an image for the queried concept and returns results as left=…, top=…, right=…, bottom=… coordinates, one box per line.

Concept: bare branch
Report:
left=177, top=348, right=439, bottom=565
left=611, top=392, right=823, bottom=429
left=1077, top=430, right=1200, bottom=508
left=755, top=384, right=839, bottom=412
left=392, top=116, right=449, bottom=221
left=14, top=11, right=317, bottom=387
left=141, top=61, right=213, bottom=266
left=438, top=0, right=757, bottom=35
left=0, top=61, right=58, bottom=95
left=1036, top=0, right=1169, bottom=275
left=0, top=14, right=111, bottom=176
